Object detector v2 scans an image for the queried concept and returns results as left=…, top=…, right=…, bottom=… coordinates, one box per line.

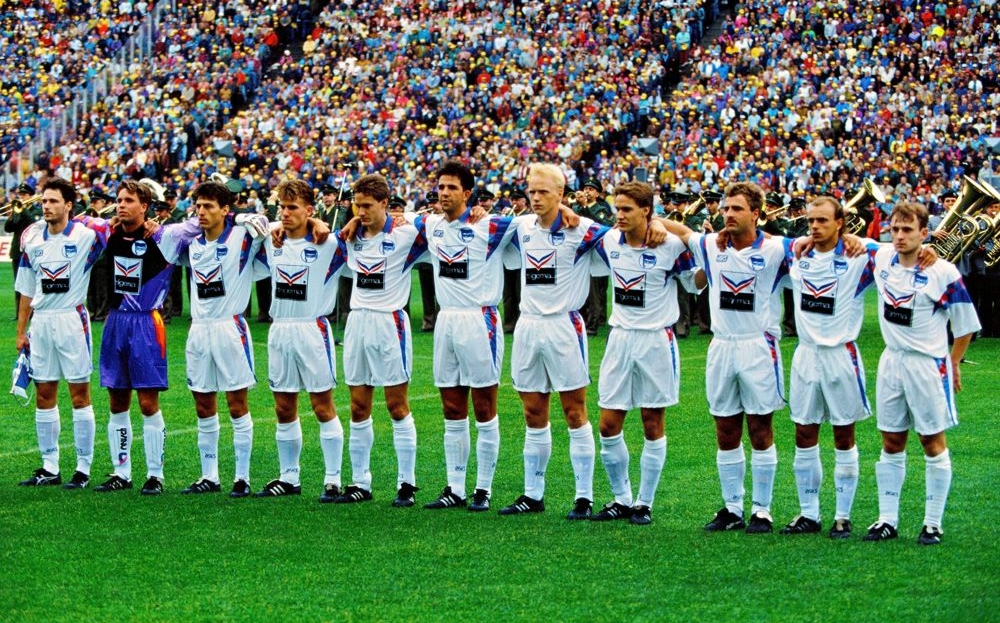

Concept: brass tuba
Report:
left=930, top=176, right=998, bottom=261
left=842, top=180, right=885, bottom=235
left=985, top=227, right=1000, bottom=268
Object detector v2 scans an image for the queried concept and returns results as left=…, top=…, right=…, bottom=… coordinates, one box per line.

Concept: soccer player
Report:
left=662, top=182, right=788, bottom=534
left=253, top=179, right=347, bottom=500
left=334, top=174, right=427, bottom=507
left=591, top=181, right=703, bottom=525
left=499, top=163, right=665, bottom=519
left=180, top=181, right=269, bottom=498
left=777, top=196, right=876, bottom=538
left=15, top=177, right=107, bottom=488
left=863, top=201, right=979, bottom=545
left=408, top=160, right=521, bottom=512
left=89, top=180, right=193, bottom=495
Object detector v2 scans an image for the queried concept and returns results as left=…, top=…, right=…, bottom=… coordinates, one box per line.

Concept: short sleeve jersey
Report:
left=16, top=219, right=107, bottom=311
left=186, top=222, right=265, bottom=319
left=346, top=218, right=427, bottom=312
left=258, top=233, right=347, bottom=319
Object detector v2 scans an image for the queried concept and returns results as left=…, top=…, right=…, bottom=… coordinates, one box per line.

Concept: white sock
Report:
left=108, top=411, right=132, bottom=479
left=318, top=417, right=344, bottom=487
left=392, top=414, right=417, bottom=488
left=568, top=421, right=595, bottom=501
left=793, top=445, right=822, bottom=521
left=231, top=413, right=253, bottom=483
left=443, top=418, right=470, bottom=497
left=717, top=445, right=745, bottom=515
left=523, top=424, right=552, bottom=501
left=275, top=420, right=303, bottom=486
left=875, top=450, right=906, bottom=527
left=349, top=419, right=374, bottom=490
left=833, top=446, right=859, bottom=521
left=750, top=445, right=778, bottom=516
left=71, top=406, right=95, bottom=474
left=197, top=415, right=221, bottom=483
left=924, top=450, right=952, bottom=530
left=599, top=432, right=632, bottom=506
left=636, top=436, right=667, bottom=508
left=143, top=411, right=165, bottom=480
left=474, top=416, right=500, bottom=493
left=36, top=406, right=60, bottom=475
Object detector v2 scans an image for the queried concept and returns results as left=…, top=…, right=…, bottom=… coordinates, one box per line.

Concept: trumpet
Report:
left=842, top=179, right=886, bottom=235
left=930, top=176, right=999, bottom=261
left=96, top=203, right=118, bottom=217
left=756, top=203, right=787, bottom=228
left=0, top=194, right=41, bottom=218
left=667, top=195, right=705, bottom=222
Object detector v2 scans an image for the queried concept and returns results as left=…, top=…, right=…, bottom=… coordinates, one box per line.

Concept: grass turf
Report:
left=0, top=270, right=997, bottom=622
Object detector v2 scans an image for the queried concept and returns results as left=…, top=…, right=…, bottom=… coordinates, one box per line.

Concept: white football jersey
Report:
left=688, top=231, right=788, bottom=338
left=872, top=246, right=980, bottom=358
left=186, top=222, right=265, bottom=319
left=15, top=220, right=108, bottom=311
left=409, top=211, right=520, bottom=309
left=595, top=230, right=700, bottom=330
left=258, top=233, right=347, bottom=319
left=346, top=218, right=427, bottom=312
left=511, top=213, right=609, bottom=315
left=787, top=237, right=876, bottom=347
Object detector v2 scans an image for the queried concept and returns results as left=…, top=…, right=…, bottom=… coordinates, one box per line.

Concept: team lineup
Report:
left=13, top=161, right=980, bottom=546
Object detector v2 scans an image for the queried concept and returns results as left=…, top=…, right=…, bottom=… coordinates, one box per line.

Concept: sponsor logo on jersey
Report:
left=356, top=258, right=386, bottom=289
left=800, top=260, right=810, bottom=270
left=719, top=271, right=755, bottom=311
left=800, top=278, right=837, bottom=315
left=882, top=288, right=915, bottom=326
left=32, top=249, right=42, bottom=258
left=113, top=257, right=143, bottom=295
left=749, top=255, right=765, bottom=271
left=521, top=234, right=531, bottom=243
left=460, top=227, right=475, bottom=243
left=216, top=246, right=229, bottom=260
left=381, top=240, right=395, bottom=254
left=912, top=272, right=928, bottom=288
left=640, top=252, right=656, bottom=269
left=716, top=254, right=728, bottom=263
left=275, top=265, right=308, bottom=300
left=525, top=249, right=556, bottom=285
left=40, top=262, right=71, bottom=294
left=832, top=258, right=848, bottom=275
left=433, top=229, right=444, bottom=238
left=63, top=244, right=78, bottom=259
left=274, top=248, right=283, bottom=257
left=879, top=270, right=889, bottom=279
left=194, top=264, right=226, bottom=299
left=549, top=231, right=565, bottom=246
left=192, top=252, right=203, bottom=260
left=438, top=246, right=469, bottom=280
left=354, top=243, right=364, bottom=250
left=613, top=269, right=646, bottom=307
left=132, top=240, right=147, bottom=256
left=302, top=247, right=318, bottom=263
left=610, top=250, right=620, bottom=259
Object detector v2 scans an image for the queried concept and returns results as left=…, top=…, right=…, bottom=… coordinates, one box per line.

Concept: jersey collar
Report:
left=732, top=230, right=765, bottom=249
left=43, top=220, right=75, bottom=241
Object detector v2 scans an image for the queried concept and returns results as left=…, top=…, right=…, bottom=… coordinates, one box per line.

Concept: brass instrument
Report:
left=0, top=194, right=42, bottom=218
left=842, top=179, right=886, bottom=235
left=985, top=227, right=1000, bottom=268
left=756, top=202, right=787, bottom=228
left=667, top=194, right=705, bottom=222
left=96, top=203, right=118, bottom=217
left=930, top=176, right=999, bottom=261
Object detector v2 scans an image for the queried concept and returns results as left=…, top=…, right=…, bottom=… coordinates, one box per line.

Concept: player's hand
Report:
left=792, top=236, right=814, bottom=258
left=468, top=205, right=489, bottom=224
left=235, top=213, right=270, bottom=239
left=702, top=219, right=714, bottom=233
left=646, top=218, right=667, bottom=247
left=392, top=215, right=408, bottom=228
left=842, top=234, right=866, bottom=258
left=952, top=360, right=962, bottom=392
left=271, top=224, right=285, bottom=249
left=716, top=229, right=732, bottom=251
left=916, top=244, right=939, bottom=270
left=560, top=204, right=580, bottom=228
left=309, top=217, right=331, bottom=244
left=339, top=216, right=361, bottom=241
left=143, top=219, right=161, bottom=238
left=15, top=333, right=29, bottom=352
left=108, top=216, right=121, bottom=231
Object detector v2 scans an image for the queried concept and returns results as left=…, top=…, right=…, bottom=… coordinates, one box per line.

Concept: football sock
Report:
left=349, top=418, right=374, bottom=490
left=875, top=449, right=906, bottom=527
left=474, top=416, right=500, bottom=493
left=443, top=418, right=470, bottom=497
left=793, top=444, right=822, bottom=521
left=568, top=421, right=595, bottom=501
left=599, top=432, right=632, bottom=506
left=392, top=414, right=417, bottom=488
left=108, top=411, right=132, bottom=479
left=924, top=449, right=952, bottom=530
left=36, top=406, right=60, bottom=475
left=197, top=414, right=221, bottom=483
left=318, top=417, right=344, bottom=487
left=143, top=411, right=165, bottom=480
left=523, top=424, right=552, bottom=501
left=275, top=420, right=303, bottom=486
left=636, top=435, right=667, bottom=509
left=231, top=413, right=253, bottom=483
left=717, top=445, right=745, bottom=515
left=833, top=446, right=859, bottom=521
left=71, top=405, right=95, bottom=474
left=750, top=444, right=778, bottom=516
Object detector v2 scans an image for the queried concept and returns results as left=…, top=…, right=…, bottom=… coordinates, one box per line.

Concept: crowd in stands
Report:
left=2, top=0, right=998, bottom=217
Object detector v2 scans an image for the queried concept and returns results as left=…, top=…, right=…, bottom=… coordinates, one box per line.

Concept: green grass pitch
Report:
left=0, top=270, right=997, bottom=622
